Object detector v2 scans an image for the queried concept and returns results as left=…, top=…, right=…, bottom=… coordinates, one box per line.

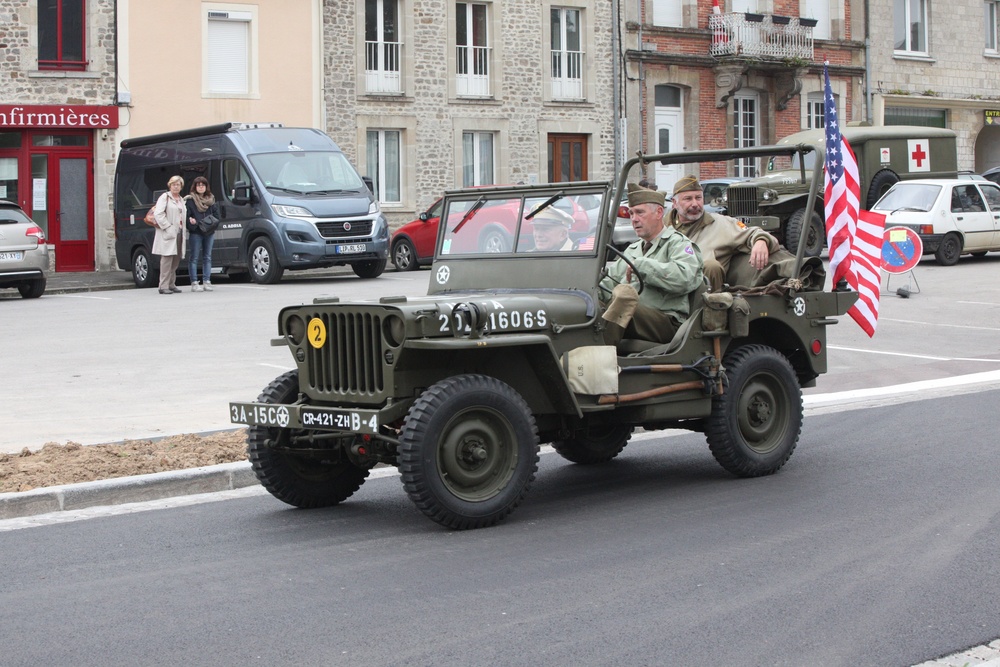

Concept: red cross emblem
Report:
left=911, top=143, right=927, bottom=167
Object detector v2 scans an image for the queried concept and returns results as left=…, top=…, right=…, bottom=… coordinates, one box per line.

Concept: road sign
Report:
left=881, top=226, right=923, bottom=274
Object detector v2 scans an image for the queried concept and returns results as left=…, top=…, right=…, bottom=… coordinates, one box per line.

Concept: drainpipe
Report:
left=612, top=0, right=621, bottom=172
left=636, top=0, right=645, bottom=158
left=864, top=0, right=872, bottom=124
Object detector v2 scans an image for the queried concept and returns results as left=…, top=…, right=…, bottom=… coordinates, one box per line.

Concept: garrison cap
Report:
left=672, top=176, right=702, bottom=195
left=626, top=181, right=666, bottom=207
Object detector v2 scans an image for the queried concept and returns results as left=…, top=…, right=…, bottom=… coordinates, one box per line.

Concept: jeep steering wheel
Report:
left=601, top=244, right=645, bottom=296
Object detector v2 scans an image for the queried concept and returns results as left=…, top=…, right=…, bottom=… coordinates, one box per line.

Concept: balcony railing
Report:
left=709, top=13, right=814, bottom=61
left=365, top=40, right=403, bottom=94
left=456, top=45, right=491, bottom=96
left=551, top=49, right=584, bottom=99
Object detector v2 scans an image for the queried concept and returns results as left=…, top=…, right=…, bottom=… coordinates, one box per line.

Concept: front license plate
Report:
left=336, top=243, right=366, bottom=254
left=0, top=251, right=24, bottom=261
left=229, top=402, right=378, bottom=434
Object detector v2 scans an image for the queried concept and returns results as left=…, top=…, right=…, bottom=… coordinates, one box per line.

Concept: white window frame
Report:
left=803, top=0, right=831, bottom=40
left=894, top=0, right=928, bottom=55
left=805, top=91, right=826, bottom=129
left=366, top=129, right=402, bottom=205
left=456, top=2, right=491, bottom=97
left=733, top=92, right=760, bottom=178
left=203, top=5, right=259, bottom=98
left=987, top=0, right=999, bottom=54
left=365, top=0, right=402, bottom=94
left=462, top=131, right=495, bottom=186
left=550, top=7, right=584, bottom=100
left=652, top=0, right=683, bottom=27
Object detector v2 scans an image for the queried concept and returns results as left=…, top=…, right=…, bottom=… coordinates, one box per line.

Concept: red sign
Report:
left=881, top=226, right=923, bottom=274
left=0, top=105, right=119, bottom=129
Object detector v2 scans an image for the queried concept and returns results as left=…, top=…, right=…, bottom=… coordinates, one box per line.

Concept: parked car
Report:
left=391, top=192, right=593, bottom=271
left=0, top=200, right=48, bottom=299
left=871, top=178, right=1000, bottom=265
left=957, top=171, right=990, bottom=181
left=982, top=166, right=1000, bottom=186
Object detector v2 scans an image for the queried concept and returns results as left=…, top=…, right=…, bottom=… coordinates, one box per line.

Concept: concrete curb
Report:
left=0, top=461, right=257, bottom=520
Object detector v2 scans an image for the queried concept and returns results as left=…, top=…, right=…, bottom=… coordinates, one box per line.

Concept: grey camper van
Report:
left=114, top=123, right=389, bottom=286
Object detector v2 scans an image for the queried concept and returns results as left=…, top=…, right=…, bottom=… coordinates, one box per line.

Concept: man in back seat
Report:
left=666, top=176, right=779, bottom=292
left=600, top=183, right=703, bottom=345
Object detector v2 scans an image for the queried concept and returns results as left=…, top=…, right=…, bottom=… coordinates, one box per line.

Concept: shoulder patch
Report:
left=736, top=219, right=748, bottom=230
left=684, top=245, right=695, bottom=255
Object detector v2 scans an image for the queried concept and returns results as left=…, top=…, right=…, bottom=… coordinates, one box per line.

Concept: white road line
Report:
left=879, top=317, right=1000, bottom=332
left=956, top=300, right=1000, bottom=306
left=829, top=345, right=1000, bottom=363
left=50, top=294, right=114, bottom=300
left=259, top=363, right=295, bottom=370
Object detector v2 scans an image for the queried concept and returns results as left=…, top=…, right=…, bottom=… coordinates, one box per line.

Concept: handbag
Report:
left=143, top=206, right=157, bottom=226
left=198, top=213, right=220, bottom=234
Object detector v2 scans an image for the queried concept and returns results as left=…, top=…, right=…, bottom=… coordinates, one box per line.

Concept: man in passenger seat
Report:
left=600, top=183, right=704, bottom=346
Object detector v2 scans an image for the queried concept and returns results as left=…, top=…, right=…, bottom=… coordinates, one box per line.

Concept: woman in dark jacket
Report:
left=184, top=176, right=221, bottom=292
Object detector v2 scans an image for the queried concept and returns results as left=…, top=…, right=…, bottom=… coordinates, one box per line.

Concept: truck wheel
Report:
left=479, top=227, right=510, bottom=253
left=866, top=169, right=899, bottom=209
left=392, top=238, right=419, bottom=271
left=553, top=424, right=632, bottom=464
left=247, top=370, right=370, bottom=508
left=352, top=258, right=387, bottom=278
left=132, top=246, right=159, bottom=288
left=248, top=237, right=285, bottom=284
left=785, top=208, right=824, bottom=258
left=934, top=233, right=962, bottom=266
left=18, top=276, right=46, bottom=299
left=399, top=374, right=539, bottom=529
left=706, top=345, right=802, bottom=477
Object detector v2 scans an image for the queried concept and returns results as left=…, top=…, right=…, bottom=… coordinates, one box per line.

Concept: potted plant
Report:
left=799, top=17, right=818, bottom=27
left=772, top=14, right=791, bottom=24
left=745, top=12, right=764, bottom=22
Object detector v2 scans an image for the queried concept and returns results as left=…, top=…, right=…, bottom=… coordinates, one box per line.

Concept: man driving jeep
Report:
left=599, top=182, right=704, bottom=345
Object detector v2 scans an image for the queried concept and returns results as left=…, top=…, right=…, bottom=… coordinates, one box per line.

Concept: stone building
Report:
left=620, top=0, right=866, bottom=190
left=0, top=0, right=119, bottom=271
left=866, top=0, right=1000, bottom=171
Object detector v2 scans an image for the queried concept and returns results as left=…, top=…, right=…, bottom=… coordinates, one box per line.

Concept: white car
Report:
left=871, top=178, right=1000, bottom=266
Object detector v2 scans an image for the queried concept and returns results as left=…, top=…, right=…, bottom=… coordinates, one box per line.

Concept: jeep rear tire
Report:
left=706, top=345, right=802, bottom=477
left=247, top=370, right=370, bottom=508
left=553, top=424, right=632, bottom=464
left=785, top=208, right=824, bottom=258
left=399, top=374, right=539, bottom=529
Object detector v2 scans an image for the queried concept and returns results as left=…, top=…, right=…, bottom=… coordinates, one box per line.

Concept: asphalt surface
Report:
left=4, top=267, right=1000, bottom=667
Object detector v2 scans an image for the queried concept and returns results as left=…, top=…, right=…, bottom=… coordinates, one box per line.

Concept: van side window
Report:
left=223, top=159, right=252, bottom=201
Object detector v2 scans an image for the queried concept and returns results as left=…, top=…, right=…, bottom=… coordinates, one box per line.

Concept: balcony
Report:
left=365, top=40, right=403, bottom=94
left=551, top=49, right=584, bottom=99
left=456, top=45, right=492, bottom=97
left=709, top=12, right=814, bottom=61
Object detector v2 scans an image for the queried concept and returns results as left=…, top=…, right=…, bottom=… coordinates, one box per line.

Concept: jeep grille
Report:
left=725, top=187, right=759, bottom=218
left=316, top=220, right=374, bottom=238
left=305, top=311, right=385, bottom=396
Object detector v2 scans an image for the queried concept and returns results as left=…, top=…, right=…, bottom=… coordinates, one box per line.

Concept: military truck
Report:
left=229, top=144, right=858, bottom=530
left=725, top=126, right=958, bottom=257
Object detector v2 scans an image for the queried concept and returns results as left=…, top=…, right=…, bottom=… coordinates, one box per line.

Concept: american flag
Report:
left=822, top=64, right=883, bottom=337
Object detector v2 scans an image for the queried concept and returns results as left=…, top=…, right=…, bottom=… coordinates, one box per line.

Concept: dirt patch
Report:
left=0, top=430, right=249, bottom=494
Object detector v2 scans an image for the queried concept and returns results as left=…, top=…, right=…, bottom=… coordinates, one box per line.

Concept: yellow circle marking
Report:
left=307, top=317, right=327, bottom=349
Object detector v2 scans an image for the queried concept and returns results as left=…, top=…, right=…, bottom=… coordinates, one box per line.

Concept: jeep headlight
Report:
left=761, top=189, right=778, bottom=202
left=286, top=314, right=306, bottom=345
left=272, top=204, right=314, bottom=218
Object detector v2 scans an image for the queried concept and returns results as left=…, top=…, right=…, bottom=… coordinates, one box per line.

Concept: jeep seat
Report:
left=616, top=279, right=710, bottom=355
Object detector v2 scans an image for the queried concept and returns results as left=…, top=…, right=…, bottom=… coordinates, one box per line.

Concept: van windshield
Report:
left=249, top=151, right=365, bottom=194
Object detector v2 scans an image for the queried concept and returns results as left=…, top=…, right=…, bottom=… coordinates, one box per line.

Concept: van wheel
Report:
left=352, top=259, right=386, bottom=279
left=132, top=247, right=159, bottom=288
left=248, top=237, right=284, bottom=284
left=867, top=170, right=899, bottom=209
left=934, top=233, right=962, bottom=266
left=785, top=208, right=824, bottom=258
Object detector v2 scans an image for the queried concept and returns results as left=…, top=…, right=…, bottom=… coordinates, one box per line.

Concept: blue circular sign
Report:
left=881, top=226, right=923, bottom=274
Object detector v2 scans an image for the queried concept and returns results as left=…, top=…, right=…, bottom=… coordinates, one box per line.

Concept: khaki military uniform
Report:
left=666, top=209, right=779, bottom=291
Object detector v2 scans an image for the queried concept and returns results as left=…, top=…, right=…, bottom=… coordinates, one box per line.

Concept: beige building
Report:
left=866, top=0, right=1000, bottom=171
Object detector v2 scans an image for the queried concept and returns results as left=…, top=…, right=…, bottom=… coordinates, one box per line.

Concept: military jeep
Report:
left=230, top=145, right=858, bottom=529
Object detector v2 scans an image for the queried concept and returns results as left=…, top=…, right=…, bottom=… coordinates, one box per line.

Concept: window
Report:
left=987, top=1, right=999, bottom=53
left=462, top=131, right=494, bottom=186
left=894, top=0, right=927, bottom=54
left=207, top=11, right=252, bottom=95
left=456, top=3, right=490, bottom=96
left=548, top=134, right=588, bottom=182
left=733, top=93, right=759, bottom=177
left=550, top=8, right=583, bottom=99
left=804, top=0, right=831, bottom=40
left=805, top=91, right=837, bottom=129
left=223, top=159, right=252, bottom=202
left=652, top=0, right=682, bottom=27
left=366, top=0, right=402, bottom=93
left=885, top=107, right=947, bottom=127
left=366, top=130, right=402, bottom=204
left=38, top=0, right=86, bottom=70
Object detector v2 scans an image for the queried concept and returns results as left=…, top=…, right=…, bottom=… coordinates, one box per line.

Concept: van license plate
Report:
left=336, top=244, right=366, bottom=254
left=0, top=251, right=24, bottom=261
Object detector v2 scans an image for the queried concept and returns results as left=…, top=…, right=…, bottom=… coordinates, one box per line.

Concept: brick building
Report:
left=620, top=0, right=865, bottom=190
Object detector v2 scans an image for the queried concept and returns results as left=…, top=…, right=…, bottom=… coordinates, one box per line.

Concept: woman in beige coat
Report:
left=152, top=175, right=188, bottom=294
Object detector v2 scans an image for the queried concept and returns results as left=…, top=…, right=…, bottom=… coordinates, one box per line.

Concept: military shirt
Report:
left=667, top=209, right=780, bottom=275
left=600, top=225, right=704, bottom=320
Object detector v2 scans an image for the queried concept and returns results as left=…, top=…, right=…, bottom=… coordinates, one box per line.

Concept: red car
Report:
left=390, top=194, right=592, bottom=271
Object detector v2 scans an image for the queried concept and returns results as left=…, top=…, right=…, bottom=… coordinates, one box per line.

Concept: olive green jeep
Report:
left=230, top=145, right=858, bottom=529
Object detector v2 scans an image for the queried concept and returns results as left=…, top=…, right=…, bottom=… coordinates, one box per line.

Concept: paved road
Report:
left=2, top=391, right=1000, bottom=667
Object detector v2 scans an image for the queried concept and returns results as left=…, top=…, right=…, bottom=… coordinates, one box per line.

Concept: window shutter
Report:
left=208, top=19, right=249, bottom=94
